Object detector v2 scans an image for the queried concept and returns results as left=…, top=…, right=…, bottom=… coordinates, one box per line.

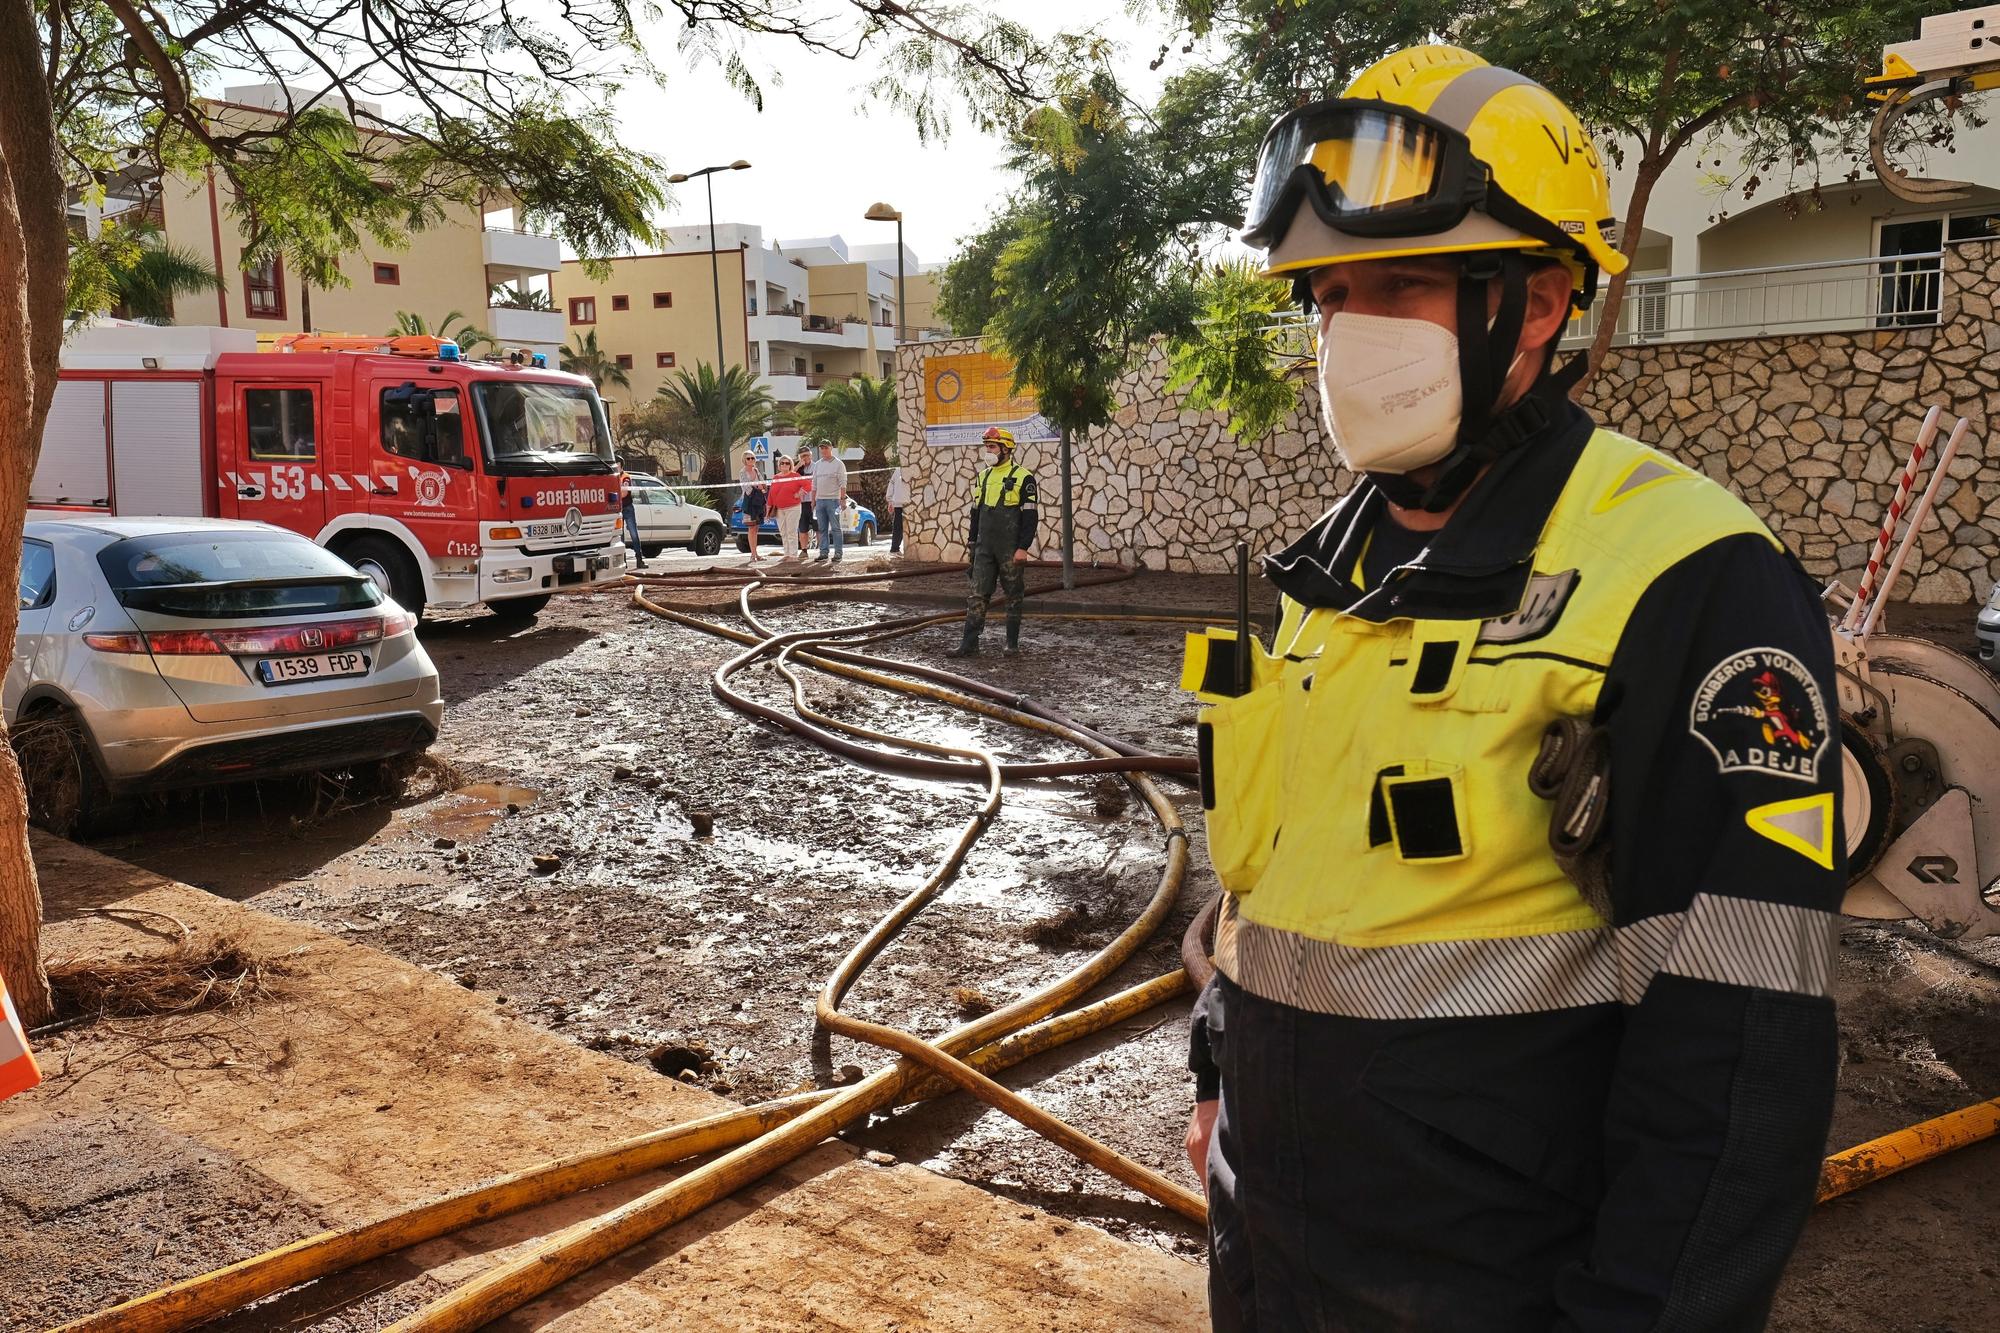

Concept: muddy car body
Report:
left=9, top=516, right=442, bottom=828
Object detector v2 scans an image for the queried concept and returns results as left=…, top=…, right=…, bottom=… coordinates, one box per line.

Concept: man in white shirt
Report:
left=809, top=444, right=849, bottom=563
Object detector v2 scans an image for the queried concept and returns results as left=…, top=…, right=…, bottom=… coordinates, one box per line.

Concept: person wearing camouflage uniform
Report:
left=948, top=426, right=1039, bottom=657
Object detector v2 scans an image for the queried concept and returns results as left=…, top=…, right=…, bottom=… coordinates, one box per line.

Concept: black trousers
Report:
left=1204, top=974, right=1616, bottom=1332
left=890, top=505, right=905, bottom=552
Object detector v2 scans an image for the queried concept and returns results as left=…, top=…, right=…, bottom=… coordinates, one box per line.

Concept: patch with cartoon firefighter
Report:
left=1688, top=647, right=1830, bottom=783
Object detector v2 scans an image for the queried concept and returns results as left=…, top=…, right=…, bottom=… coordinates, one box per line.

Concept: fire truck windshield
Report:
left=473, top=381, right=615, bottom=475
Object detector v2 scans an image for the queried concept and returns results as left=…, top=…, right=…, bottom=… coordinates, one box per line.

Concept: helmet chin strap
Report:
left=1370, top=252, right=1566, bottom=513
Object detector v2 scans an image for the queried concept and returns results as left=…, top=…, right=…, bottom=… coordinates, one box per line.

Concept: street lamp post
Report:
left=668, top=160, right=752, bottom=469
left=863, top=202, right=906, bottom=344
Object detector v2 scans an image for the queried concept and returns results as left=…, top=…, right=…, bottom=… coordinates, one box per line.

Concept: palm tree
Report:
left=560, top=329, right=630, bottom=397
left=790, top=375, right=898, bottom=460
left=790, top=375, right=900, bottom=512
left=654, top=363, right=777, bottom=484
left=390, top=309, right=493, bottom=356
left=70, top=222, right=222, bottom=324
left=489, top=282, right=554, bottom=311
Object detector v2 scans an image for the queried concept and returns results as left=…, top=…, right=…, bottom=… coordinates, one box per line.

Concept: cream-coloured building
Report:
left=76, top=84, right=565, bottom=359
left=551, top=242, right=752, bottom=416
left=552, top=226, right=927, bottom=429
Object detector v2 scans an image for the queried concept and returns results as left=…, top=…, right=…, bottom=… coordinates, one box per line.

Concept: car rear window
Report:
left=96, top=530, right=381, bottom=619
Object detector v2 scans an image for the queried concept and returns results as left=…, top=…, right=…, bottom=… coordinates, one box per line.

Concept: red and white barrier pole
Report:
left=1861, top=415, right=1971, bottom=638
left=1842, top=404, right=1944, bottom=632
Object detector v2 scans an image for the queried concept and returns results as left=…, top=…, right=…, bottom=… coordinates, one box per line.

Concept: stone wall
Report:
left=896, top=240, right=2000, bottom=600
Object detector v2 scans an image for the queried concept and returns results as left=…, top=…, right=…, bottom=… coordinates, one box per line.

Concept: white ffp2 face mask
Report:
left=1317, top=312, right=1465, bottom=475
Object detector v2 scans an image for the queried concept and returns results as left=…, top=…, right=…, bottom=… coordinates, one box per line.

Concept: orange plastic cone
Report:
left=0, top=974, right=41, bottom=1100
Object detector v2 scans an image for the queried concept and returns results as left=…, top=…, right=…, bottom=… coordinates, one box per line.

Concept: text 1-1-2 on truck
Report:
left=32, top=324, right=633, bottom=622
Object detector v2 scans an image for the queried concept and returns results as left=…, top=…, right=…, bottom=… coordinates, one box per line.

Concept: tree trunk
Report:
left=0, top=0, right=73, bottom=1027
left=1059, top=426, right=1074, bottom=591
left=1584, top=154, right=1666, bottom=382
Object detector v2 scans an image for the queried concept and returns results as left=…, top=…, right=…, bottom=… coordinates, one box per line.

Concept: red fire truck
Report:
left=32, top=324, right=630, bottom=621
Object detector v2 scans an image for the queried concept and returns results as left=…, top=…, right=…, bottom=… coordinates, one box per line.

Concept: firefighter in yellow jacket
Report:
left=949, top=426, right=1039, bottom=657
left=1183, top=46, right=1843, bottom=1330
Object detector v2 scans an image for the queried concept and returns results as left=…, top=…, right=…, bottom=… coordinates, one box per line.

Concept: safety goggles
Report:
left=1240, top=99, right=1549, bottom=251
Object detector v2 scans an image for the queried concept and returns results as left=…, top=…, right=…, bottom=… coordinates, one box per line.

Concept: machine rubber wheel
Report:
left=491, top=593, right=552, bottom=623
left=345, top=535, right=426, bottom=621
left=734, top=536, right=750, bottom=554
left=14, top=707, right=114, bottom=838
left=1840, top=722, right=1897, bottom=877
left=856, top=522, right=875, bottom=546
left=642, top=544, right=664, bottom=558
left=687, top=524, right=720, bottom=555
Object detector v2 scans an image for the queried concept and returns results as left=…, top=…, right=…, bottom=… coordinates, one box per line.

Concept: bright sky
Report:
left=612, top=1, right=1174, bottom=264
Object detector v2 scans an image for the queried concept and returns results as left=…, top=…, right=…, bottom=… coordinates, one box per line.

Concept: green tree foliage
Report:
left=390, top=310, right=493, bottom=356
left=559, top=330, right=630, bottom=396
left=790, top=375, right=899, bottom=458
left=490, top=283, right=555, bottom=312
left=655, top=363, right=777, bottom=484
left=1166, top=260, right=1306, bottom=443
left=64, top=220, right=220, bottom=324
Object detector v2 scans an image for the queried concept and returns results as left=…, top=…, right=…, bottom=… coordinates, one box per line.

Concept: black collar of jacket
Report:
left=1264, top=387, right=1596, bottom=622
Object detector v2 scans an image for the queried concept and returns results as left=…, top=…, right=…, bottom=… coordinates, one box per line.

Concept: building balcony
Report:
left=1560, top=251, right=1945, bottom=349
left=483, top=226, right=561, bottom=282
left=487, top=305, right=564, bottom=347
left=759, top=373, right=811, bottom=402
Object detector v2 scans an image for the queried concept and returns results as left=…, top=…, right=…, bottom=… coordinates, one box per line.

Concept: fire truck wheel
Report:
left=345, top=536, right=427, bottom=622
left=694, top=525, right=725, bottom=557
left=491, top=594, right=552, bottom=623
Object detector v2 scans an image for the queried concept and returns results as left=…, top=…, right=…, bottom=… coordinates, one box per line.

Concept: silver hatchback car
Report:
left=9, top=517, right=444, bottom=831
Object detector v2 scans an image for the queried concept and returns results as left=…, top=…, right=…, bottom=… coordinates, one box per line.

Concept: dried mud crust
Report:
left=77, top=581, right=2000, bottom=1311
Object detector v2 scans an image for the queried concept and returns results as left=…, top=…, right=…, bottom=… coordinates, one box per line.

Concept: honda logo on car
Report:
left=533, top=487, right=609, bottom=508
left=300, top=628, right=325, bottom=649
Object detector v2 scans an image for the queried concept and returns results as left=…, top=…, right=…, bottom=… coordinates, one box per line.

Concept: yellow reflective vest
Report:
left=1193, top=427, right=1781, bottom=1016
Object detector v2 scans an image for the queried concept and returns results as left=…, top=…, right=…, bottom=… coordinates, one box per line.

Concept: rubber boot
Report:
left=946, top=625, right=980, bottom=658
left=1004, top=618, right=1021, bottom=655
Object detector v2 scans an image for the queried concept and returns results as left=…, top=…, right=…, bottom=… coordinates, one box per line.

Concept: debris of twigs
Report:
left=47, top=934, right=290, bottom=1023
left=952, top=985, right=996, bottom=1019
left=1022, top=903, right=1103, bottom=949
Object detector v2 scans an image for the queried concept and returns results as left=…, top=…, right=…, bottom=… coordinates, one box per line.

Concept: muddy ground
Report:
left=48, top=560, right=2000, bottom=1328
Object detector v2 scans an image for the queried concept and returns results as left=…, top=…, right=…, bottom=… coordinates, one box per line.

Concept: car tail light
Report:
left=82, top=617, right=402, bottom=655
left=81, top=632, right=151, bottom=654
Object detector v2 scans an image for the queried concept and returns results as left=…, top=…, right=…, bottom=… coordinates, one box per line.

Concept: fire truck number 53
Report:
left=267, top=465, right=309, bottom=501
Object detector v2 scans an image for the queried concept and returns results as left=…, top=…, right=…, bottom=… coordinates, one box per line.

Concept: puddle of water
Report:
left=420, top=782, right=542, bottom=842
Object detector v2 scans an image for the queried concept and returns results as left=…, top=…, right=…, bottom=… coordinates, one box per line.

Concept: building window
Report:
left=656, top=352, right=676, bottom=368
left=1946, top=211, right=2000, bottom=244
left=372, top=262, right=400, bottom=285
left=569, top=297, right=597, bottom=325
left=653, top=291, right=673, bottom=308
left=244, top=256, right=285, bottom=320
left=614, top=354, right=634, bottom=371
left=611, top=294, right=630, bottom=311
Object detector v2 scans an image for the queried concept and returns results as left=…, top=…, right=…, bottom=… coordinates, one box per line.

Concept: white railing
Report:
left=1561, top=252, right=1944, bottom=348
left=1251, top=252, right=1947, bottom=356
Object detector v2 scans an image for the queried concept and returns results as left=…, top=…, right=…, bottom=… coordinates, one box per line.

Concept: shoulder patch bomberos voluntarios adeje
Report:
left=1689, top=646, right=1830, bottom=783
